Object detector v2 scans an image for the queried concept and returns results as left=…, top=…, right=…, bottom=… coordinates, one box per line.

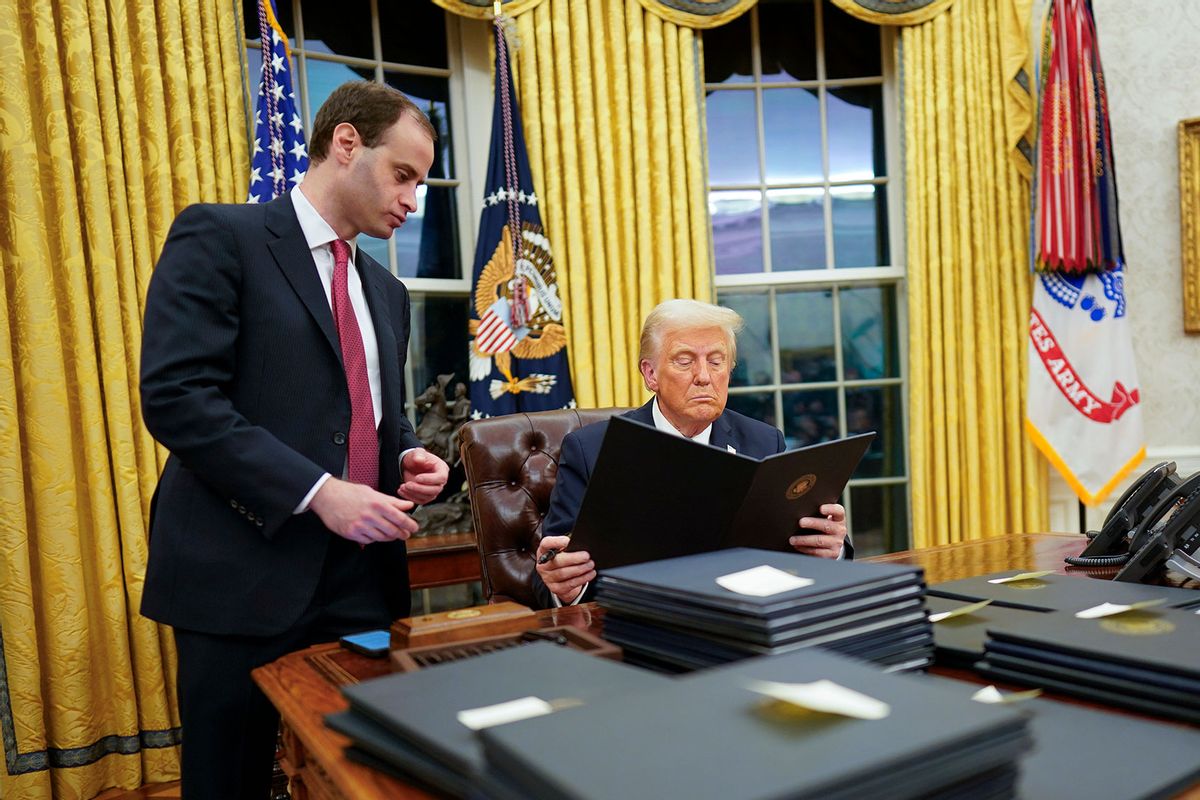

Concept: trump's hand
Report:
left=790, top=503, right=847, bottom=559
left=310, top=478, right=418, bottom=545
left=535, top=535, right=595, bottom=605
left=399, top=448, right=450, bottom=504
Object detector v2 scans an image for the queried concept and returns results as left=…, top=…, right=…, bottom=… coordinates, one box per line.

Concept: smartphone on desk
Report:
left=339, top=629, right=391, bottom=658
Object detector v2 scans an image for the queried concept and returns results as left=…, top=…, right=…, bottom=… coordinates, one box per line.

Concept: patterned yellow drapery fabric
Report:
left=434, top=0, right=756, bottom=29
left=901, top=0, right=1048, bottom=548
left=830, top=0, right=956, bottom=26
left=0, top=1, right=247, bottom=797
left=509, top=0, right=713, bottom=408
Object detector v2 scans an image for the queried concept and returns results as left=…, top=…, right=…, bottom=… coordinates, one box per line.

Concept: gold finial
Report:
left=494, top=0, right=502, bottom=17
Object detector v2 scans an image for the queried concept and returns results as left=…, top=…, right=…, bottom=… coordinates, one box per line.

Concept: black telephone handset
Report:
left=1113, top=471, right=1200, bottom=583
left=1066, top=461, right=1179, bottom=568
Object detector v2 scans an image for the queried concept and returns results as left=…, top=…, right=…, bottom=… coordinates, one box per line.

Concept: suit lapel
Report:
left=627, top=400, right=655, bottom=425
left=358, top=253, right=401, bottom=422
left=265, top=195, right=341, bottom=362
left=710, top=411, right=737, bottom=453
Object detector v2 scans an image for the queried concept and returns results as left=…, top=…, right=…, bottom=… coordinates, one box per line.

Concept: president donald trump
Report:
left=532, top=299, right=850, bottom=608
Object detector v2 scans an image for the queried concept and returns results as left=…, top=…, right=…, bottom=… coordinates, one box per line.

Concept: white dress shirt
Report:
left=291, top=187, right=382, bottom=512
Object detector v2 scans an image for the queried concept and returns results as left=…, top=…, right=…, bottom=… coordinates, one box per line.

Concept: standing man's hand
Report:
left=309, top=478, right=418, bottom=545
left=535, top=535, right=595, bottom=605
left=790, top=503, right=847, bottom=559
left=399, top=448, right=450, bottom=504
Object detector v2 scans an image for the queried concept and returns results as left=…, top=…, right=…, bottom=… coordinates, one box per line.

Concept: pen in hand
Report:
left=537, top=548, right=559, bottom=565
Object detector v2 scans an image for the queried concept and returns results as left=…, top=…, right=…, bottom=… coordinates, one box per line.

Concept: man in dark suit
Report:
left=139, top=81, right=449, bottom=798
left=533, top=300, right=850, bottom=608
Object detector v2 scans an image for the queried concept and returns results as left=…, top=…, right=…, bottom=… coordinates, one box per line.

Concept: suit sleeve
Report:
left=530, top=431, right=591, bottom=608
left=140, top=205, right=326, bottom=538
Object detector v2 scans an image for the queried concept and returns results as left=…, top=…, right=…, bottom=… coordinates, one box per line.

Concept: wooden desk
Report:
left=406, top=531, right=481, bottom=590
left=253, top=534, right=1198, bottom=800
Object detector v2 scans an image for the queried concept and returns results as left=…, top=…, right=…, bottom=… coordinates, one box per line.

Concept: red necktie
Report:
left=330, top=239, right=378, bottom=490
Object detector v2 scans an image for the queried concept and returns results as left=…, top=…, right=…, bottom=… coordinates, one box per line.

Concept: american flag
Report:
left=247, top=0, right=307, bottom=203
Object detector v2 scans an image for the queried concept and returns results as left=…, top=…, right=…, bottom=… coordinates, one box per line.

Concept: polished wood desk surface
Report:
left=252, top=534, right=1199, bottom=800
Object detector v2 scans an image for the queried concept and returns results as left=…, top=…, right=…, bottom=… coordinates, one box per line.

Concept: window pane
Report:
left=776, top=289, right=835, bottom=383
left=760, top=1, right=816, bottom=83
left=243, top=0, right=294, bottom=42
left=719, top=291, right=773, bottom=387
left=706, top=90, right=759, bottom=184
left=849, top=484, right=908, bottom=556
left=710, top=191, right=763, bottom=275
left=841, top=286, right=899, bottom=380
left=304, top=62, right=374, bottom=127
left=827, top=85, right=884, bottom=181
left=767, top=188, right=825, bottom=270
left=384, top=72, right=453, bottom=178
left=357, top=232, right=389, bottom=269
left=394, top=185, right=460, bottom=279
left=846, top=384, right=904, bottom=478
left=781, top=387, right=838, bottom=448
left=726, top=391, right=776, bottom=430
left=824, top=5, right=881, bottom=79
left=762, top=88, right=822, bottom=184
left=300, top=0, right=374, bottom=59
left=832, top=185, right=888, bottom=267
left=380, top=3, right=448, bottom=68
left=702, top=11, right=752, bottom=84
left=409, top=294, right=470, bottom=403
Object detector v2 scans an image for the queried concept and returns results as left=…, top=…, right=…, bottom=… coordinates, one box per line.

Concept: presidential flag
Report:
left=467, top=19, right=574, bottom=418
left=247, top=0, right=307, bottom=203
left=1025, top=0, right=1144, bottom=505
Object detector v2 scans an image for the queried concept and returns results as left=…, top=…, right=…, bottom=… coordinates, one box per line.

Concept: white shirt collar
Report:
left=651, top=397, right=713, bottom=445
left=291, top=187, right=358, bottom=260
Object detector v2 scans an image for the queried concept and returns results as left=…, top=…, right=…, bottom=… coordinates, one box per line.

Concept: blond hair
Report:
left=638, top=299, right=743, bottom=364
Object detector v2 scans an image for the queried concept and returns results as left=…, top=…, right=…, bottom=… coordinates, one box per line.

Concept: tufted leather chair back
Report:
left=459, top=407, right=629, bottom=607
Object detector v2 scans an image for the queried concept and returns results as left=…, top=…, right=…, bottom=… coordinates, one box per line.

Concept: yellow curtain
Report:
left=510, top=0, right=713, bottom=408
left=901, top=0, right=1047, bottom=548
left=0, top=1, right=247, bottom=797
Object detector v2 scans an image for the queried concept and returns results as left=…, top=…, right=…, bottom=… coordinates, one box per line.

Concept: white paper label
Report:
left=971, top=685, right=1042, bottom=704
left=928, top=599, right=993, bottom=623
left=1074, top=598, right=1167, bottom=619
left=745, top=679, right=890, bottom=720
left=716, top=565, right=814, bottom=597
left=456, top=696, right=554, bottom=731
left=987, top=570, right=1054, bottom=584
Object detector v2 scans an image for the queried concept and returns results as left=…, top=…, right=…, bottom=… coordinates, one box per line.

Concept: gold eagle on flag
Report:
left=469, top=221, right=567, bottom=398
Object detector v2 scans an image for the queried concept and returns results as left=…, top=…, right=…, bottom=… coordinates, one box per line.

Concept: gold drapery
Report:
left=830, top=0, right=956, bottom=26
left=0, top=1, right=247, bottom=797
left=433, top=0, right=756, bottom=29
left=510, top=1, right=713, bottom=407
left=901, top=0, right=1048, bottom=548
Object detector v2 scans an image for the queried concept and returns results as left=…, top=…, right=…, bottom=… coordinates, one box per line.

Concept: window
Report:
left=704, top=0, right=908, bottom=555
left=241, top=0, right=473, bottom=424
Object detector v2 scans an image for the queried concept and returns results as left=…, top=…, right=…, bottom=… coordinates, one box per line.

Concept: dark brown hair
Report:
left=307, top=81, right=437, bottom=163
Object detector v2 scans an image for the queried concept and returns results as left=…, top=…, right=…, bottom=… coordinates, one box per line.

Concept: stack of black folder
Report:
left=928, top=569, right=1200, bottom=612
left=977, top=607, right=1200, bottom=724
left=595, top=547, right=933, bottom=672
left=478, top=648, right=1033, bottom=800
left=926, top=676, right=1200, bottom=800
left=327, top=642, right=670, bottom=797
left=925, top=596, right=1047, bottom=668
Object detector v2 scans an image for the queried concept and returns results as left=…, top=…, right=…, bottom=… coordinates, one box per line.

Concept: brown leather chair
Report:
left=459, top=407, right=629, bottom=608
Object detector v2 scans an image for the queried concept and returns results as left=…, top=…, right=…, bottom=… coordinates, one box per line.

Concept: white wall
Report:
left=1047, top=0, right=1200, bottom=532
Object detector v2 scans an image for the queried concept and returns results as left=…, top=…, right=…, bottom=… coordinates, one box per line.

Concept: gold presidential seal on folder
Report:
left=786, top=474, right=818, bottom=500
left=1099, top=612, right=1176, bottom=636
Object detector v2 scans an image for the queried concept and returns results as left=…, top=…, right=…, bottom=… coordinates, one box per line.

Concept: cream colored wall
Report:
left=1048, top=0, right=1200, bottom=531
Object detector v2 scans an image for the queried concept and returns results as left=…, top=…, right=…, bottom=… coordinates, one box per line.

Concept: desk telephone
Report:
left=1066, top=461, right=1200, bottom=583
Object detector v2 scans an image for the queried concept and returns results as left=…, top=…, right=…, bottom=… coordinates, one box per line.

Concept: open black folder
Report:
left=570, top=416, right=874, bottom=569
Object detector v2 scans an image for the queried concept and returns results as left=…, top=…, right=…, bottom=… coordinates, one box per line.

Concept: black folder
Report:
left=333, top=641, right=668, bottom=793
left=925, top=596, right=1048, bottom=667
left=928, top=569, right=1200, bottom=613
left=571, top=416, right=874, bottom=569
left=983, top=607, right=1200, bottom=681
left=596, top=547, right=924, bottom=617
left=478, top=648, right=1030, bottom=800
